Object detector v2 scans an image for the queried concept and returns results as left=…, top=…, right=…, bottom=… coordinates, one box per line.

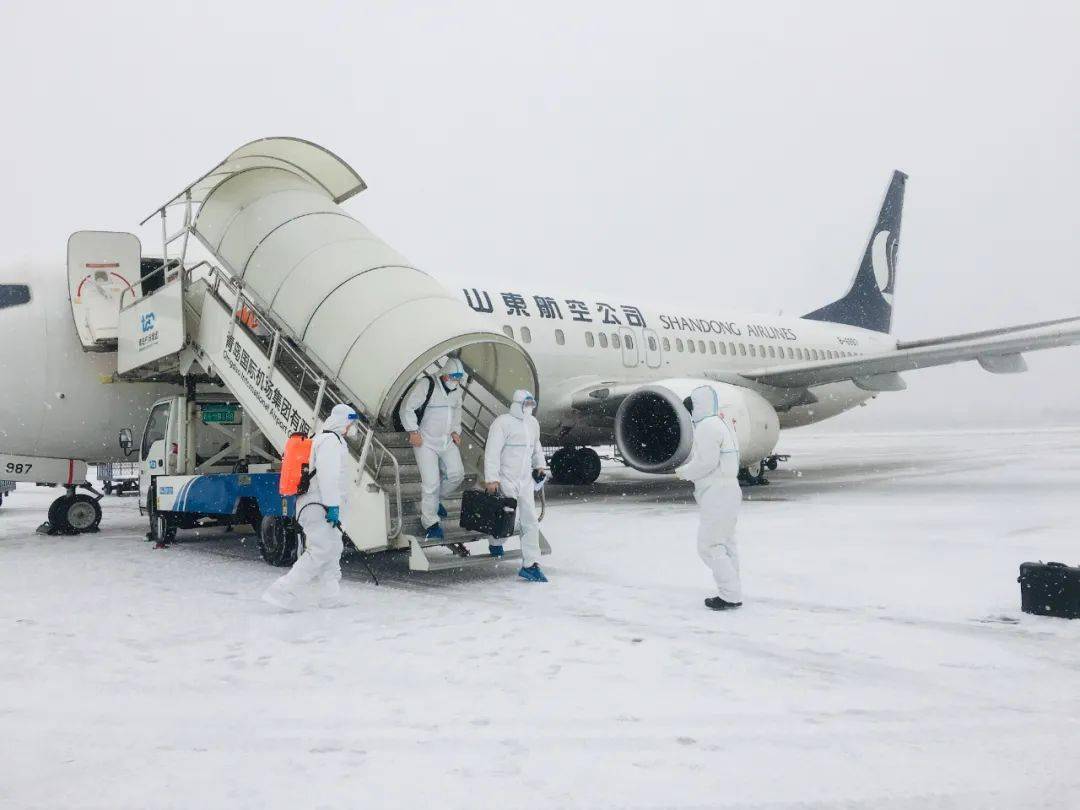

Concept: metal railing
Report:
left=131, top=255, right=405, bottom=540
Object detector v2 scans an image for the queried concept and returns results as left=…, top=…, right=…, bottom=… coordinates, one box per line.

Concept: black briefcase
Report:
left=459, top=490, right=518, bottom=539
left=1018, top=561, right=1080, bottom=619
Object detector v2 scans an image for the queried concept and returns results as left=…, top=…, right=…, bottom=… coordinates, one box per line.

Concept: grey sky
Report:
left=3, top=1, right=1078, bottom=428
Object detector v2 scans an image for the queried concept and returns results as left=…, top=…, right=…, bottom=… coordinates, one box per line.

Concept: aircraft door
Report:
left=139, top=400, right=172, bottom=507
left=643, top=328, right=662, bottom=368
left=619, top=327, right=639, bottom=369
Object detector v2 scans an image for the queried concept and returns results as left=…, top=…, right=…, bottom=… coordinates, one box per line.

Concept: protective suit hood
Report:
left=322, top=403, right=358, bottom=436
left=509, top=389, right=535, bottom=420
left=690, top=386, right=719, bottom=423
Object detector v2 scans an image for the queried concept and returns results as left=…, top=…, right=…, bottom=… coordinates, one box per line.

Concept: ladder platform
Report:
left=408, top=537, right=524, bottom=572
left=405, top=532, right=552, bottom=571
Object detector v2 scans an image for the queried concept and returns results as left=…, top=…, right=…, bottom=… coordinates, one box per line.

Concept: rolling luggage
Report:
left=460, top=490, right=517, bottom=539
left=1018, top=561, right=1080, bottom=619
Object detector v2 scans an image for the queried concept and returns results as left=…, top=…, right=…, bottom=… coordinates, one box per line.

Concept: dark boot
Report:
left=704, top=596, right=742, bottom=611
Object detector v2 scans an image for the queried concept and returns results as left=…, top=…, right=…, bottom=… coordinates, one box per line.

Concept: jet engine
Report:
left=613, top=380, right=780, bottom=473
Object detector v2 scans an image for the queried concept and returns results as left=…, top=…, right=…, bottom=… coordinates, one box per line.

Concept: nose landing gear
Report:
left=38, top=486, right=104, bottom=535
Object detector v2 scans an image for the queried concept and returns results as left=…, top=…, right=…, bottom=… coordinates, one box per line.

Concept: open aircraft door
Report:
left=67, top=231, right=141, bottom=352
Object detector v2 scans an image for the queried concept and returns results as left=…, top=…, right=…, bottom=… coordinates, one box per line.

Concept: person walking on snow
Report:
left=484, top=389, right=548, bottom=582
left=676, top=386, right=744, bottom=610
left=263, top=403, right=358, bottom=610
left=399, top=358, right=466, bottom=540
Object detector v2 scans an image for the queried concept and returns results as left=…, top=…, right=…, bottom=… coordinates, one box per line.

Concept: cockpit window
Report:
left=0, top=284, right=30, bottom=309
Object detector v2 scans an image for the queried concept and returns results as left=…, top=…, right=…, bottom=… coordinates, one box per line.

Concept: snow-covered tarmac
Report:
left=2, top=428, right=1079, bottom=809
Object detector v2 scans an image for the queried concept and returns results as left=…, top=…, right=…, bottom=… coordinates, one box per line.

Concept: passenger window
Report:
left=698, top=340, right=706, bottom=354
left=0, top=284, right=31, bottom=309
left=749, top=345, right=757, bottom=357
left=141, top=402, right=171, bottom=459
left=662, top=338, right=671, bottom=352
left=599, top=333, right=609, bottom=348
left=811, top=349, right=819, bottom=360
left=648, top=336, right=657, bottom=351
left=520, top=326, right=532, bottom=344
left=675, top=338, right=683, bottom=352
left=688, top=340, right=696, bottom=353
left=612, top=333, right=621, bottom=349
left=502, top=325, right=514, bottom=339
left=709, top=341, right=717, bottom=355
left=768, top=346, right=776, bottom=358
left=738, top=343, right=746, bottom=356
left=555, top=329, right=565, bottom=346
left=719, top=342, right=727, bottom=355
left=729, top=342, right=736, bottom=355
left=585, top=332, right=595, bottom=347
left=795, top=348, right=803, bottom=360
left=759, top=344, right=766, bottom=357
left=626, top=335, right=634, bottom=350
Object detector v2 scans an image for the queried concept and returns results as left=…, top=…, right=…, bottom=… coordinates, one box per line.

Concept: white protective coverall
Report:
left=676, top=386, right=743, bottom=603
left=398, top=360, right=465, bottom=530
left=263, top=403, right=355, bottom=609
left=484, top=390, right=546, bottom=566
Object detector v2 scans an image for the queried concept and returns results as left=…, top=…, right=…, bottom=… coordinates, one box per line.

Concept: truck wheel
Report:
left=259, top=515, right=299, bottom=567
left=151, top=513, right=177, bottom=545
left=48, top=494, right=102, bottom=534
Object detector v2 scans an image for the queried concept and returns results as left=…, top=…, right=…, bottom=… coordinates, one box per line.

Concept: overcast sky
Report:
left=3, top=1, right=1078, bottom=428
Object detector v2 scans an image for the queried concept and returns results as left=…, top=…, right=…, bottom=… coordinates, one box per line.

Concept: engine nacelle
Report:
left=614, top=380, right=780, bottom=473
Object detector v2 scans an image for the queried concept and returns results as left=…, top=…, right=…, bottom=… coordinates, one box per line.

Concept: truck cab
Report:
left=136, top=393, right=285, bottom=547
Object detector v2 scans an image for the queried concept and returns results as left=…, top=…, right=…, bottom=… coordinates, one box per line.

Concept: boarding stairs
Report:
left=111, top=258, right=546, bottom=570
left=71, top=137, right=548, bottom=572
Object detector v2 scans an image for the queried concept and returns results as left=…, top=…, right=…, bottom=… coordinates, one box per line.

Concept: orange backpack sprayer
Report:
left=279, top=432, right=314, bottom=497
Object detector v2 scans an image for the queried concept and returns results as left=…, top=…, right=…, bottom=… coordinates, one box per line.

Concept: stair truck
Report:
left=71, top=137, right=550, bottom=571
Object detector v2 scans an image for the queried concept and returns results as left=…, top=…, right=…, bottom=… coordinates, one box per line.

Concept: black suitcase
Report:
left=1018, top=561, right=1080, bottom=619
left=459, top=490, right=518, bottom=539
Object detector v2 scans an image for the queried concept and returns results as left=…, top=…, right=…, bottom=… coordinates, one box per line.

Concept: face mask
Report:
left=523, top=404, right=535, bottom=416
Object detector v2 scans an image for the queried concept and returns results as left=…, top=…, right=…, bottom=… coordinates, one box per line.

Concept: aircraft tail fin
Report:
left=803, top=170, right=907, bottom=334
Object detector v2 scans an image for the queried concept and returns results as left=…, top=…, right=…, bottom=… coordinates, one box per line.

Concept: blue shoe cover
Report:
left=488, top=543, right=504, bottom=557
left=425, top=523, right=444, bottom=540
left=437, top=503, right=448, bottom=519
left=518, top=564, right=548, bottom=583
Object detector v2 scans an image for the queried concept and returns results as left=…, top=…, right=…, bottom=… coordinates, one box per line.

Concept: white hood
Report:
left=322, top=403, right=358, bottom=436
left=509, top=389, right=535, bottom=420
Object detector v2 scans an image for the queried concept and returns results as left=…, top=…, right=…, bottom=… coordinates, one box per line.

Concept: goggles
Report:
left=445, top=371, right=466, bottom=380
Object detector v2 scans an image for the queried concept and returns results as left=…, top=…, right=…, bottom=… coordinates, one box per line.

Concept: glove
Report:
left=325, top=505, right=340, bottom=524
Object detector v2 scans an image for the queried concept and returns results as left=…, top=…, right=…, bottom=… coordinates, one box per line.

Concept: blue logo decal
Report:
left=160, top=486, right=173, bottom=494
left=149, top=460, right=157, bottom=469
left=141, top=312, right=156, bottom=333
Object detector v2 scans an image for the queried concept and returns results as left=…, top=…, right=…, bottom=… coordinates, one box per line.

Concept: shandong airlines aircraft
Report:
left=452, top=171, right=1080, bottom=483
left=1, top=170, right=1079, bottom=513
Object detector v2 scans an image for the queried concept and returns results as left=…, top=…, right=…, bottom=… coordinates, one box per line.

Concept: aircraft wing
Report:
left=740, top=316, right=1080, bottom=391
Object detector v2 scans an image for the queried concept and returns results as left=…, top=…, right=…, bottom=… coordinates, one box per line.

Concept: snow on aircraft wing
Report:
left=740, top=315, right=1080, bottom=390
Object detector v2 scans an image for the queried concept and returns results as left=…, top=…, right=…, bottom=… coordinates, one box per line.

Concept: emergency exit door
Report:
left=619, top=327, right=639, bottom=368
left=643, top=328, right=662, bottom=368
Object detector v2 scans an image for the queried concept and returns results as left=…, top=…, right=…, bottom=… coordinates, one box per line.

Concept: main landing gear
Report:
left=549, top=447, right=602, bottom=486
left=738, top=454, right=790, bottom=487
left=38, top=486, right=104, bottom=535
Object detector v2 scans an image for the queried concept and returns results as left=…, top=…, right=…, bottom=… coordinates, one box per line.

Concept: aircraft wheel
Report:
left=259, top=515, right=299, bottom=567
left=576, top=448, right=602, bottom=484
left=49, top=494, right=102, bottom=534
left=549, top=447, right=601, bottom=485
left=766, top=458, right=779, bottom=471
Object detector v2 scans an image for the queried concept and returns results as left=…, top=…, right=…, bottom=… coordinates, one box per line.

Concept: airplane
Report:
left=449, top=171, right=1080, bottom=484
left=2, top=169, right=1079, bottom=535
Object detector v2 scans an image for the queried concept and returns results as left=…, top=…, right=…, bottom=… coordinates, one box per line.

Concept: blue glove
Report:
left=325, top=505, right=340, bottom=524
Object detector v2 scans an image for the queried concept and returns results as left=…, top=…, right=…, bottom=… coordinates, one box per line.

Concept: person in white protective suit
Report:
left=262, top=403, right=358, bottom=610
left=399, top=358, right=467, bottom=540
left=676, top=386, right=744, bottom=610
left=484, top=390, right=549, bottom=582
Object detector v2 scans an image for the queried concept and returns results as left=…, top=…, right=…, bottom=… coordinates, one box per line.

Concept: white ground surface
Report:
left=2, top=428, right=1080, bottom=809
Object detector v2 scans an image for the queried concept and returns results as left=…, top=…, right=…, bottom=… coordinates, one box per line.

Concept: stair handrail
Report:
left=181, top=260, right=406, bottom=538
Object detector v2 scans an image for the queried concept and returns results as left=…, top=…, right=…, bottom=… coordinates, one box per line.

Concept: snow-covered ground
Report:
left=3, top=428, right=1079, bottom=809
